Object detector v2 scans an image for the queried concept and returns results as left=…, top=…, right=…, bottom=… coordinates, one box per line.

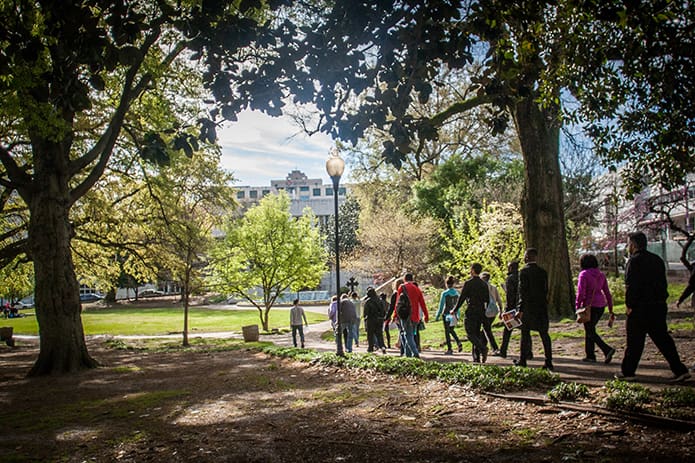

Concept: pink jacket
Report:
left=575, top=268, right=613, bottom=311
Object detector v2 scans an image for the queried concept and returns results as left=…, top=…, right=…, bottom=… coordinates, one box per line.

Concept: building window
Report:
left=326, top=188, right=333, bottom=196
left=338, top=187, right=346, bottom=196
left=249, top=190, right=258, bottom=199
left=262, top=189, right=270, bottom=197
left=237, top=191, right=245, bottom=199
left=313, top=188, right=321, bottom=196
left=287, top=187, right=295, bottom=194
left=300, top=186, right=309, bottom=192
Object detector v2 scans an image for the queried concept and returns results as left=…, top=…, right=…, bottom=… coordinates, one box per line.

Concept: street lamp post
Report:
left=326, top=149, right=345, bottom=356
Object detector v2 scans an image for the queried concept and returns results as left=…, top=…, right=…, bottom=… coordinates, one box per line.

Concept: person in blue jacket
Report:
left=435, top=275, right=463, bottom=355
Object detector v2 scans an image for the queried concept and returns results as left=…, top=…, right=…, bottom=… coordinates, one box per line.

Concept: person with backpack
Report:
left=393, top=273, right=429, bottom=358
left=479, top=272, right=501, bottom=356
left=454, top=263, right=490, bottom=363
left=435, top=275, right=463, bottom=355
left=364, top=286, right=387, bottom=353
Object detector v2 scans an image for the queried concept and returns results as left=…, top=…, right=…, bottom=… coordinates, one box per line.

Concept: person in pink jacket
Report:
left=576, top=254, right=616, bottom=364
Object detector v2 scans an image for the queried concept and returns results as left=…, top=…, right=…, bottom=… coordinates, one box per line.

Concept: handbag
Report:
left=575, top=278, right=596, bottom=324
left=575, top=306, right=591, bottom=324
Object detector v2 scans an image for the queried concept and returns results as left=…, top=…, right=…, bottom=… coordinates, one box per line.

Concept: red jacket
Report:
left=394, top=282, right=429, bottom=323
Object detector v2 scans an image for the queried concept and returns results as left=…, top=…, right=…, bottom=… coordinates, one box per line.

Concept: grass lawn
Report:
left=0, top=306, right=327, bottom=336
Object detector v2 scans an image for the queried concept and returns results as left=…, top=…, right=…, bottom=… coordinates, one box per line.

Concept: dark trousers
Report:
left=479, top=316, right=499, bottom=351
left=583, top=306, right=613, bottom=359
left=464, top=309, right=487, bottom=359
left=291, top=325, right=305, bottom=347
left=500, top=327, right=511, bottom=355
left=442, top=319, right=462, bottom=352
left=621, top=304, right=688, bottom=376
left=367, top=320, right=385, bottom=351
left=519, top=326, right=552, bottom=365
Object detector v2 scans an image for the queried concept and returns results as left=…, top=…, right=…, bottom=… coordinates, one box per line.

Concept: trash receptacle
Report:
left=0, top=326, right=14, bottom=347
left=242, top=324, right=259, bottom=342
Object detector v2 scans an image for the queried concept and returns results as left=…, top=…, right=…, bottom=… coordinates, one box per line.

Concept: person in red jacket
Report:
left=393, top=273, right=429, bottom=358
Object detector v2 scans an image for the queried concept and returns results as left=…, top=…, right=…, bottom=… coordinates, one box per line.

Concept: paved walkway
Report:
left=11, top=303, right=693, bottom=388
left=262, top=317, right=692, bottom=388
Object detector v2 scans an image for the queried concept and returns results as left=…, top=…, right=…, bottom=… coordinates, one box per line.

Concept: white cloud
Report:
left=218, top=110, right=343, bottom=186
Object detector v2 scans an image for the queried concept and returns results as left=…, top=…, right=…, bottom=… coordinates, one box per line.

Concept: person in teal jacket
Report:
left=435, top=275, right=463, bottom=355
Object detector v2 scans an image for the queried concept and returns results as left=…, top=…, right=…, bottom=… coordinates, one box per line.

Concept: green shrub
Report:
left=547, top=382, right=590, bottom=403
left=604, top=379, right=651, bottom=412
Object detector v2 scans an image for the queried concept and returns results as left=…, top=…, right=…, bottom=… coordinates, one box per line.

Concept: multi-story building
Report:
left=235, top=170, right=362, bottom=297
left=590, top=171, right=695, bottom=271
left=235, top=169, right=348, bottom=227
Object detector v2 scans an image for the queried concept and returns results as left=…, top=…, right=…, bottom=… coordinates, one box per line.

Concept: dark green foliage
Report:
left=263, top=345, right=560, bottom=393
left=604, top=379, right=651, bottom=412
left=547, top=382, right=590, bottom=403
left=562, top=1, right=694, bottom=195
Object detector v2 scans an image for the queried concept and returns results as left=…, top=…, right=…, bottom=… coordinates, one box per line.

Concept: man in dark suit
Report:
left=618, top=231, right=690, bottom=382
left=454, top=263, right=490, bottom=363
left=517, top=248, right=553, bottom=370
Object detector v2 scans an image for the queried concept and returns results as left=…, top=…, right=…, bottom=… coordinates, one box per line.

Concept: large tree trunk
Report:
left=512, top=98, right=574, bottom=317
left=27, top=148, right=98, bottom=375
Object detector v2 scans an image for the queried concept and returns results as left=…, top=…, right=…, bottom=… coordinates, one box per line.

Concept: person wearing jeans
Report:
left=435, top=275, right=462, bottom=355
left=393, top=273, right=429, bottom=358
left=289, top=298, right=308, bottom=348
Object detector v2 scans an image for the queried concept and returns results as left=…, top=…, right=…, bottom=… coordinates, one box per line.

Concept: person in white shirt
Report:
left=290, top=299, right=309, bottom=348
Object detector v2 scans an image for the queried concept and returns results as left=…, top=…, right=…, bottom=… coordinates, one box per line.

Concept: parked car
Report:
left=80, top=293, right=103, bottom=302
left=139, top=289, right=165, bottom=298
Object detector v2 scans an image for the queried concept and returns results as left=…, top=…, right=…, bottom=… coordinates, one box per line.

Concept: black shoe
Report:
left=543, top=361, right=554, bottom=371
left=513, top=359, right=527, bottom=367
left=605, top=348, right=616, bottom=364
left=481, top=349, right=488, bottom=364
left=301, top=343, right=305, bottom=348
left=498, top=351, right=507, bottom=359
left=444, top=350, right=453, bottom=355
left=615, top=372, right=636, bottom=382
left=581, top=357, right=597, bottom=363
left=669, top=372, right=692, bottom=383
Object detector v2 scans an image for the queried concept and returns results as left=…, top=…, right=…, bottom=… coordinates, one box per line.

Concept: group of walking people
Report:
left=317, top=231, right=691, bottom=382
left=430, top=232, right=690, bottom=381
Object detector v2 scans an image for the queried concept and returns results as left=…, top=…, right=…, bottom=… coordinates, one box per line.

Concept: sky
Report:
left=217, top=109, right=349, bottom=187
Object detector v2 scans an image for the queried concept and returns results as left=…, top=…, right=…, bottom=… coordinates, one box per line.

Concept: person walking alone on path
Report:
left=575, top=254, right=616, bottom=364
left=618, top=232, right=690, bottom=382
left=435, top=275, right=463, bottom=355
left=290, top=298, right=309, bottom=348
left=517, top=248, right=553, bottom=371
left=454, top=263, right=489, bottom=363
